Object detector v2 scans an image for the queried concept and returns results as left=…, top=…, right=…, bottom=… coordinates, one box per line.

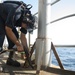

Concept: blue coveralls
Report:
left=0, top=2, right=23, bottom=58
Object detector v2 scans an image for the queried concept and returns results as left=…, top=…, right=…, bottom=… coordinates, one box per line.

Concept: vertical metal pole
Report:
left=36, top=0, right=51, bottom=73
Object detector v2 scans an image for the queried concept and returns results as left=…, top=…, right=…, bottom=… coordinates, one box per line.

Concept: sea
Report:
left=52, top=47, right=75, bottom=71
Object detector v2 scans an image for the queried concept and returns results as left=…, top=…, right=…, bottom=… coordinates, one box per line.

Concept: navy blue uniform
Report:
left=0, top=1, right=35, bottom=67
left=0, top=3, right=26, bottom=48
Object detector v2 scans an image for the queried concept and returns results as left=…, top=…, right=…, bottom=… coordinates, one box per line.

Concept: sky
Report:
left=1, top=0, right=75, bottom=45
left=1, top=0, right=38, bottom=14
left=51, top=0, right=75, bottom=45
left=20, top=0, right=38, bottom=14
left=20, top=0, right=75, bottom=45
left=21, top=0, right=75, bottom=45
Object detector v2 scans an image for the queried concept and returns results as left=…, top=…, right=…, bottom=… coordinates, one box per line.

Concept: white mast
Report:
left=36, top=0, right=51, bottom=73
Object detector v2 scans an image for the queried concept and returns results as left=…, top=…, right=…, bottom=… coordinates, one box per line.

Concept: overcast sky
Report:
left=1, top=0, right=75, bottom=45
left=51, top=0, right=75, bottom=45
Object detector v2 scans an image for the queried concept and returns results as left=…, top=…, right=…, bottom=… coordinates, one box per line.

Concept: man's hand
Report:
left=17, top=44, right=24, bottom=52
left=15, top=41, right=24, bottom=52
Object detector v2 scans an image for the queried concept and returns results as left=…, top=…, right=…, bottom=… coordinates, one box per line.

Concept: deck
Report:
left=0, top=58, right=51, bottom=75
left=0, top=52, right=75, bottom=75
left=0, top=52, right=51, bottom=75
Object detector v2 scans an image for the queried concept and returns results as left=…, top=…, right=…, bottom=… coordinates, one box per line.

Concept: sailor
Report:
left=0, top=1, right=35, bottom=67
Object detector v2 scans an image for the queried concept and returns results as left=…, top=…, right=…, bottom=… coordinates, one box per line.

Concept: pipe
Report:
left=51, top=0, right=60, bottom=6
left=36, top=0, right=51, bottom=74
left=51, top=14, right=75, bottom=24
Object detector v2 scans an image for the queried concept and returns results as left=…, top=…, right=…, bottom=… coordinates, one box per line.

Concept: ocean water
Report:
left=52, top=47, right=75, bottom=71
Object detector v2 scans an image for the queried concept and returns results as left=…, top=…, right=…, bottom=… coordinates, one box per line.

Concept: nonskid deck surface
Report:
left=0, top=59, right=75, bottom=75
left=0, top=53, right=75, bottom=75
left=0, top=59, right=52, bottom=75
left=0, top=53, right=51, bottom=75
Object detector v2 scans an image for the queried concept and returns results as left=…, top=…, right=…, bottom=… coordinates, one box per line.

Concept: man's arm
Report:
left=20, top=32, right=29, bottom=50
left=20, top=23, right=29, bottom=51
left=5, top=26, right=23, bottom=52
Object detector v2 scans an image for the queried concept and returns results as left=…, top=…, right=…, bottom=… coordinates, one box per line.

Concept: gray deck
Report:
left=0, top=53, right=75, bottom=75
left=0, top=53, right=51, bottom=75
left=0, top=59, right=52, bottom=75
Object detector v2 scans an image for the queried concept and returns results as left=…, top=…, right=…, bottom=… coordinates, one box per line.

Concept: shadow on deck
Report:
left=0, top=57, right=51, bottom=75
left=0, top=59, right=75, bottom=75
left=0, top=53, right=75, bottom=75
left=0, top=64, right=36, bottom=75
left=0, top=62, right=51, bottom=75
left=0, top=57, right=36, bottom=75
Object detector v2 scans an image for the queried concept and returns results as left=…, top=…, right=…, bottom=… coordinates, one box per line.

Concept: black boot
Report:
left=6, top=51, right=21, bottom=67
left=6, top=58, right=21, bottom=67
